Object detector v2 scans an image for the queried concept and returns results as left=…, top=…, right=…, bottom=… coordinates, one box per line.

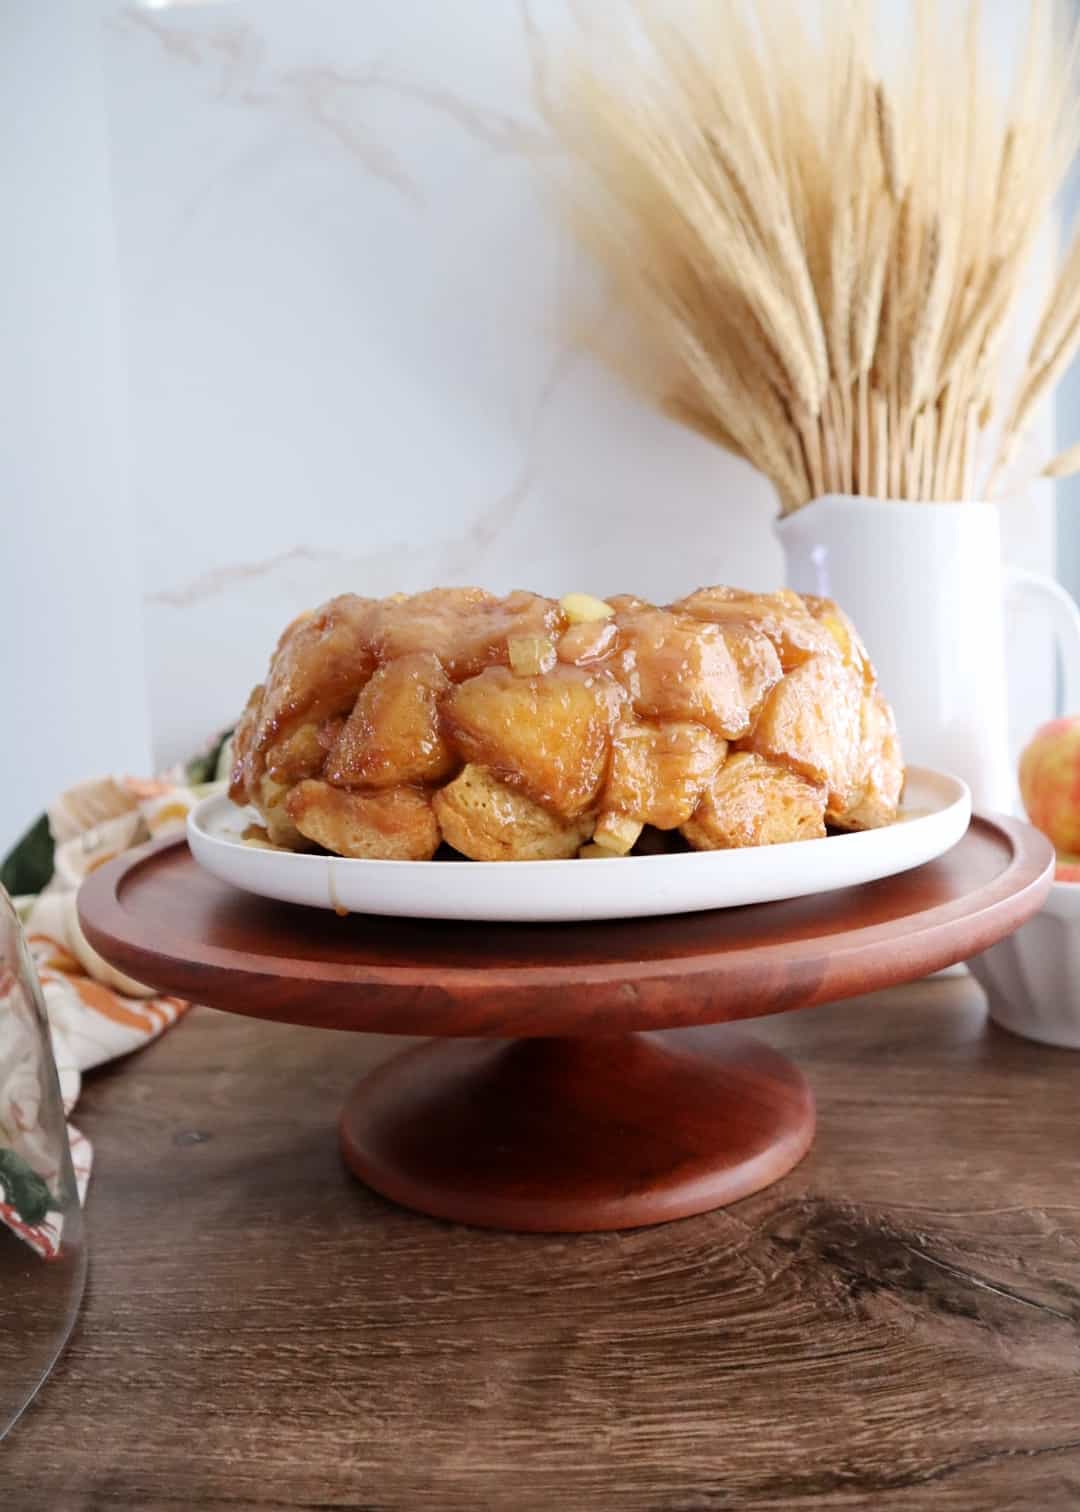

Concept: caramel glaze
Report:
left=229, top=587, right=904, bottom=861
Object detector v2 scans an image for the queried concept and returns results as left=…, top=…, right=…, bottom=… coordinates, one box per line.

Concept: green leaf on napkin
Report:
left=0, top=814, right=55, bottom=900
left=186, top=727, right=235, bottom=787
left=0, top=1149, right=59, bottom=1225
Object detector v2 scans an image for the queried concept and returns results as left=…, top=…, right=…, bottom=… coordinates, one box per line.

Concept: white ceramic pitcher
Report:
left=775, top=495, right=1080, bottom=813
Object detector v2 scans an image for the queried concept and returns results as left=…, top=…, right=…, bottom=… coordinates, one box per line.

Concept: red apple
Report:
left=1019, top=717, right=1080, bottom=854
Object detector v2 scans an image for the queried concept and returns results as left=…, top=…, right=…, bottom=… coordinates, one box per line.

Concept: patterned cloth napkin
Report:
left=0, top=735, right=231, bottom=1257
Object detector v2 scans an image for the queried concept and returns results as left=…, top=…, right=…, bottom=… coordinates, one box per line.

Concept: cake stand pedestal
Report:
left=79, top=814, right=1051, bottom=1232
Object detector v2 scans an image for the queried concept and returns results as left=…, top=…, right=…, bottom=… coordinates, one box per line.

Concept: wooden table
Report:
left=5, top=977, right=1080, bottom=1511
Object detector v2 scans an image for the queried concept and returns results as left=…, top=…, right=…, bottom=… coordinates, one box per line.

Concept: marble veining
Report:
left=104, top=0, right=1055, bottom=767
left=121, top=3, right=554, bottom=199
left=145, top=545, right=340, bottom=608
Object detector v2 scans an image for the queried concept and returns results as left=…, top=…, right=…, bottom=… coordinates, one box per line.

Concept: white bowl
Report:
left=968, top=876, right=1080, bottom=1048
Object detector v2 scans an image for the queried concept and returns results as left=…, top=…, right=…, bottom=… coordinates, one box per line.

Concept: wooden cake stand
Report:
left=79, top=815, right=1052, bottom=1233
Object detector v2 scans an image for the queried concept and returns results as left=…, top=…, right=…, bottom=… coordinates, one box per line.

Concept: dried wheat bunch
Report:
left=545, top=0, right=1080, bottom=510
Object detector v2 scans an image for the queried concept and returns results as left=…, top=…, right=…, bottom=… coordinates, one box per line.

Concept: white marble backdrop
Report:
left=0, top=0, right=1060, bottom=852
left=105, top=0, right=784, bottom=765
left=103, top=0, right=1057, bottom=768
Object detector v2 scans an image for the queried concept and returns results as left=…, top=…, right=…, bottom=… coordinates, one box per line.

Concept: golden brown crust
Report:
left=233, top=584, right=904, bottom=860
left=255, top=774, right=315, bottom=851
left=832, top=690, right=905, bottom=830
left=229, top=684, right=264, bottom=806
left=602, top=720, right=727, bottom=830
left=556, top=620, right=618, bottom=666
left=433, top=765, right=593, bottom=861
left=671, top=586, right=839, bottom=671
left=324, top=652, right=455, bottom=790
left=801, top=594, right=876, bottom=690
left=681, top=752, right=827, bottom=849
left=285, top=781, right=440, bottom=861
left=744, top=653, right=864, bottom=811
left=367, top=589, right=563, bottom=681
left=442, top=663, right=626, bottom=819
left=264, top=720, right=343, bottom=787
left=230, top=595, right=376, bottom=806
left=611, top=607, right=782, bottom=739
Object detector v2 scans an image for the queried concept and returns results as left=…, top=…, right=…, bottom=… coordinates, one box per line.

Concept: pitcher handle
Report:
left=1004, top=566, right=1080, bottom=717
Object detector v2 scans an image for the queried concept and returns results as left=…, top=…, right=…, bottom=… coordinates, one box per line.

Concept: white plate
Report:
left=186, top=767, right=970, bottom=924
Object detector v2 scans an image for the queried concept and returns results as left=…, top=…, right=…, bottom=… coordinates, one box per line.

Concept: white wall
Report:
left=0, top=0, right=1061, bottom=853
left=0, top=0, right=150, bottom=855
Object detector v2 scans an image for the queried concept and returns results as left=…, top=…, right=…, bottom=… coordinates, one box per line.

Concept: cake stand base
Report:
left=339, top=1028, right=815, bottom=1232
left=79, top=819, right=1053, bottom=1234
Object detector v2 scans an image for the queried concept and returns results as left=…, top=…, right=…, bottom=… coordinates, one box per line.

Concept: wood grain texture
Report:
left=77, top=817, right=1053, bottom=1036
left=0, top=1232, right=85, bottom=1436
left=340, top=1030, right=815, bottom=1230
left=74, top=821, right=1052, bottom=1234
left=5, top=978, right=1080, bottom=1510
